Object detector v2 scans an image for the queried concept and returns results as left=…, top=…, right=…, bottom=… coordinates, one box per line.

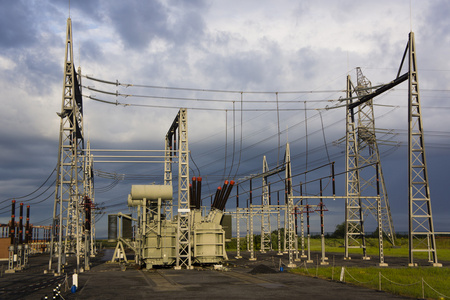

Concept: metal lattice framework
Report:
left=344, top=32, right=440, bottom=267
left=260, top=156, right=272, bottom=252
left=344, top=75, right=367, bottom=259
left=407, top=32, right=440, bottom=266
left=284, top=143, right=296, bottom=267
left=166, top=108, right=191, bottom=269
left=354, top=67, right=396, bottom=246
left=164, top=127, right=174, bottom=221
left=48, top=18, right=85, bottom=274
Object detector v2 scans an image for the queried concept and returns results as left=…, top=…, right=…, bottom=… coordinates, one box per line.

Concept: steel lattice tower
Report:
left=354, top=67, right=396, bottom=246
left=407, top=32, right=440, bottom=266
left=166, top=109, right=192, bottom=269
left=164, top=126, right=174, bottom=221
left=345, top=74, right=368, bottom=259
left=260, top=156, right=272, bottom=253
left=48, top=18, right=85, bottom=274
left=285, top=143, right=296, bottom=267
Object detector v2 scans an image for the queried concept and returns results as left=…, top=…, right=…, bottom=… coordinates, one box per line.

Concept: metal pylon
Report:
left=407, top=32, right=440, bottom=267
left=285, top=143, right=296, bottom=267
left=48, top=18, right=85, bottom=274
left=169, top=108, right=191, bottom=269
left=354, top=67, right=396, bottom=246
left=345, top=75, right=367, bottom=259
left=164, top=127, right=174, bottom=221
left=260, top=156, right=272, bottom=252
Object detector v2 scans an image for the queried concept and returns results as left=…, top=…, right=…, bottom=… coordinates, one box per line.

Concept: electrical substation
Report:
left=1, top=16, right=448, bottom=299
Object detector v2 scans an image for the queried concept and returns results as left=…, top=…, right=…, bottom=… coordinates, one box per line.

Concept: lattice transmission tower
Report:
left=48, top=18, right=86, bottom=274
left=344, top=74, right=368, bottom=259
left=354, top=67, right=396, bottom=246
left=343, top=32, right=440, bottom=266
left=166, top=108, right=192, bottom=269
left=260, top=156, right=272, bottom=253
left=407, top=32, right=440, bottom=266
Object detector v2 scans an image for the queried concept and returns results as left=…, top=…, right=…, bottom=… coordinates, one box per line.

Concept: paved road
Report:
left=4, top=249, right=444, bottom=299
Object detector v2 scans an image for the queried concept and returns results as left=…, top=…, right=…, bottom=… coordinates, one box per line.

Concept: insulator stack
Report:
left=219, top=181, right=234, bottom=210
left=189, top=180, right=195, bottom=209
left=195, top=177, right=202, bottom=209
left=236, top=185, right=239, bottom=208
left=211, top=187, right=222, bottom=209
left=10, top=200, right=15, bottom=245
left=19, top=203, right=23, bottom=244
left=190, top=177, right=203, bottom=209
left=84, top=196, right=91, bottom=231
left=25, top=205, right=30, bottom=244
left=211, top=180, right=234, bottom=211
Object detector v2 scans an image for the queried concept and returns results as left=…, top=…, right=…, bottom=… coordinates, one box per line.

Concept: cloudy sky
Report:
left=0, top=0, right=449, bottom=239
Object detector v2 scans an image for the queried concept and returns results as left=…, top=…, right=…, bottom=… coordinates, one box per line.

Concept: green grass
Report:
left=227, top=236, right=450, bottom=261
left=226, top=236, right=450, bottom=298
left=291, top=266, right=450, bottom=299
left=307, top=237, right=450, bottom=262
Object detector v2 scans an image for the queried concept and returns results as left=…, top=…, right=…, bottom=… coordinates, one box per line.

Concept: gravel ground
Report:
left=3, top=248, right=444, bottom=299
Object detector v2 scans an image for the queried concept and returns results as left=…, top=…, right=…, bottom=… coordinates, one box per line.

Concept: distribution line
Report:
left=84, top=95, right=321, bottom=111
left=83, top=74, right=345, bottom=94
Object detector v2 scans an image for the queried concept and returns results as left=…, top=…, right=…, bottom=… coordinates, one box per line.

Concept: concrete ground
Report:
left=2, top=248, right=442, bottom=299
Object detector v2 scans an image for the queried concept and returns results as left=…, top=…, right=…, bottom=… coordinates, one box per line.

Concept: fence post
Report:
left=422, top=277, right=424, bottom=299
left=339, top=266, right=345, bottom=282
left=378, top=272, right=381, bottom=291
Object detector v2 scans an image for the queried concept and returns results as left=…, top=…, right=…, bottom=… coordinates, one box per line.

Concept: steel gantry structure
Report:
left=48, top=18, right=89, bottom=275
left=346, top=32, right=441, bottom=267
left=165, top=108, right=192, bottom=269
left=344, top=67, right=396, bottom=260
left=354, top=67, right=396, bottom=247
left=48, top=18, right=97, bottom=275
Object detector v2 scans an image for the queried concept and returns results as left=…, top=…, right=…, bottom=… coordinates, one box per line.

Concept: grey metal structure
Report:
left=354, top=68, right=396, bottom=246
left=122, top=181, right=230, bottom=269
left=166, top=108, right=192, bottom=269
left=344, top=74, right=368, bottom=260
left=407, top=32, right=441, bottom=267
left=48, top=18, right=86, bottom=274
left=260, top=156, right=272, bottom=253
left=345, top=32, right=440, bottom=267
left=284, top=143, right=296, bottom=267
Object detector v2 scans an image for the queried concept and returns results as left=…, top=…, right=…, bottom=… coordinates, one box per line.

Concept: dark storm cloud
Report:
left=105, top=0, right=207, bottom=50
left=423, top=0, right=450, bottom=40
left=0, top=130, right=56, bottom=173
left=289, top=47, right=318, bottom=80
left=195, top=45, right=284, bottom=90
left=68, top=0, right=104, bottom=21
left=107, top=1, right=169, bottom=49
left=80, top=39, right=103, bottom=62
left=0, top=0, right=38, bottom=49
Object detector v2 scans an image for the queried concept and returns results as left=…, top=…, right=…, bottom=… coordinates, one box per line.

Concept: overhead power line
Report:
left=84, top=95, right=322, bottom=111
left=83, top=74, right=345, bottom=94
left=83, top=85, right=337, bottom=104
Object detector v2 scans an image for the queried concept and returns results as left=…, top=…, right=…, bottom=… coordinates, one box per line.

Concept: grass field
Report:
left=226, top=236, right=450, bottom=261
left=226, top=236, right=450, bottom=299
left=291, top=266, right=450, bottom=299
